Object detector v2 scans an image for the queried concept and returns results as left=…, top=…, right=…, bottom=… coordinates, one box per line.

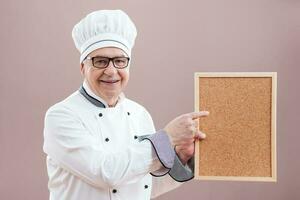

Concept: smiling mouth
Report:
left=100, top=80, right=120, bottom=84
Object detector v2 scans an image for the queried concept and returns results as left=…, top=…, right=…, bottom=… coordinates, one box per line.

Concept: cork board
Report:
left=194, top=72, right=277, bottom=182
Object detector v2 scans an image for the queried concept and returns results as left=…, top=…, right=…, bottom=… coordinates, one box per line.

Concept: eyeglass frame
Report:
left=85, top=56, right=130, bottom=69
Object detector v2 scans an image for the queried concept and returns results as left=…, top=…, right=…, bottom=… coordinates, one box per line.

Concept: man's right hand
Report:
left=164, top=111, right=209, bottom=147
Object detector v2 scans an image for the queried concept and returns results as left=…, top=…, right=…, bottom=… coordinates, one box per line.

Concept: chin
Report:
left=101, top=89, right=120, bottom=98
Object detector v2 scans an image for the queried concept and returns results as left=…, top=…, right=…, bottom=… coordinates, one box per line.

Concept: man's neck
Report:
left=106, top=97, right=118, bottom=107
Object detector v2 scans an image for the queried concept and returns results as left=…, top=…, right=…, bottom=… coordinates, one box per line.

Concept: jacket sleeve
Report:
left=150, top=154, right=195, bottom=198
left=43, top=105, right=163, bottom=189
left=141, top=109, right=195, bottom=199
left=139, top=109, right=181, bottom=198
left=150, top=156, right=195, bottom=198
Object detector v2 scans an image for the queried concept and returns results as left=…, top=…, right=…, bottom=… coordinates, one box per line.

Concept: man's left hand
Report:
left=175, top=130, right=206, bottom=165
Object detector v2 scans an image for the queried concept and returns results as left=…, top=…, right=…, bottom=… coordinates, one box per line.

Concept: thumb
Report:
left=194, top=130, right=206, bottom=140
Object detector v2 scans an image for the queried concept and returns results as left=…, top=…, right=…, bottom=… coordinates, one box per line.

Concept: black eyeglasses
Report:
left=86, top=56, right=130, bottom=69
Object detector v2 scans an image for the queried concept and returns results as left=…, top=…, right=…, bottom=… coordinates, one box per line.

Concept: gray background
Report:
left=1, top=0, right=299, bottom=199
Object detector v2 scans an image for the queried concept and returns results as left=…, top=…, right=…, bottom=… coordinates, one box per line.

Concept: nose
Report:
left=104, top=60, right=118, bottom=75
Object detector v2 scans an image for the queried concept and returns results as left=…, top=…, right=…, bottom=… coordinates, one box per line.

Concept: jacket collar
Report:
left=79, top=81, right=125, bottom=108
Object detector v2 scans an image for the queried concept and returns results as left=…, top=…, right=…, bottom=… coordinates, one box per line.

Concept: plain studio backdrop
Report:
left=0, top=0, right=299, bottom=199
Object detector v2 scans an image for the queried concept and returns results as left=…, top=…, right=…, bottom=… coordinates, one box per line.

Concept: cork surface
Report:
left=198, top=77, right=272, bottom=177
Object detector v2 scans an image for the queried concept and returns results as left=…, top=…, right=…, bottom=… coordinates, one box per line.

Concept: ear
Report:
left=80, top=63, right=85, bottom=76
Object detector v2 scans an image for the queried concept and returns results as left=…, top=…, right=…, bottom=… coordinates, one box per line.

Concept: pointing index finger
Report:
left=189, top=111, right=209, bottom=119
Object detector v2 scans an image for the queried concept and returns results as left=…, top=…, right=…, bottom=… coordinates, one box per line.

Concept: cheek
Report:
left=120, top=70, right=129, bottom=84
left=87, top=69, right=103, bottom=81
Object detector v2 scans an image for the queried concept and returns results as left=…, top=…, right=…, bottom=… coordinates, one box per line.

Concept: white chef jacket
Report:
left=43, top=82, right=182, bottom=200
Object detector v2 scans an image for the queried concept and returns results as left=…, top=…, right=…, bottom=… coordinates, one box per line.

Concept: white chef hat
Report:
left=72, top=10, right=137, bottom=63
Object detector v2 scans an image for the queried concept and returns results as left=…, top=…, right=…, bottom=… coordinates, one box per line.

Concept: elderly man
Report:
left=43, top=10, right=209, bottom=200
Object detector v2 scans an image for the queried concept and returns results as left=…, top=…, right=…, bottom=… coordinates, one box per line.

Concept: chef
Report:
left=43, top=10, right=209, bottom=200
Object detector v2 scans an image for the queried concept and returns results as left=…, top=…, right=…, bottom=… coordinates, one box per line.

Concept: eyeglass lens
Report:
left=92, top=57, right=129, bottom=69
